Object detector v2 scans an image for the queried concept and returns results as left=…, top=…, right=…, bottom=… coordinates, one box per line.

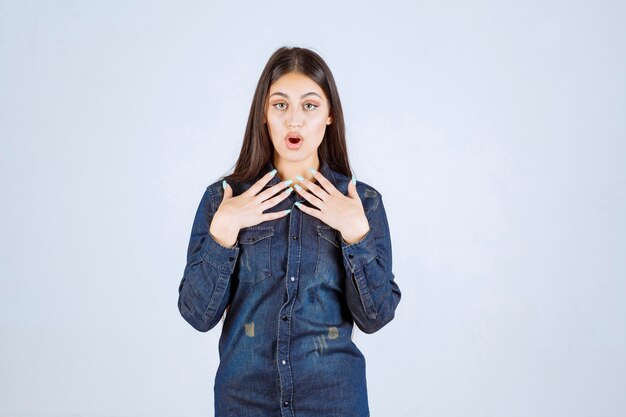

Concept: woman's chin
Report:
left=274, top=147, right=315, bottom=163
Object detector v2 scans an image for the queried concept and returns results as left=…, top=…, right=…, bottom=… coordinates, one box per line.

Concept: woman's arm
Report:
left=177, top=186, right=240, bottom=332
left=340, top=194, right=402, bottom=334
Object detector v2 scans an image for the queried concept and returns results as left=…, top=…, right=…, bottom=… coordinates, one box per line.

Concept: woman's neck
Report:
left=273, top=155, right=320, bottom=187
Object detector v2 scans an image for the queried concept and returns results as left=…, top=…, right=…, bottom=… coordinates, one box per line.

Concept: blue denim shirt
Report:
left=178, top=158, right=401, bottom=417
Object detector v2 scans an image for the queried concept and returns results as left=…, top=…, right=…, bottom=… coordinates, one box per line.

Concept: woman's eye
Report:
left=304, top=103, right=318, bottom=110
left=273, top=103, right=287, bottom=110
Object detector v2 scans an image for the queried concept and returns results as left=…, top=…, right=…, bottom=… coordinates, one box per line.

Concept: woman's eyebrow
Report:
left=269, top=92, right=322, bottom=99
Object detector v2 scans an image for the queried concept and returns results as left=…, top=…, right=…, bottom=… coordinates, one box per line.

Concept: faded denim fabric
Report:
left=178, top=158, right=402, bottom=417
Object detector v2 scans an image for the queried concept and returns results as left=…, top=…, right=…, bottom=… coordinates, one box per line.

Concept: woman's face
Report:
left=264, top=72, right=333, bottom=165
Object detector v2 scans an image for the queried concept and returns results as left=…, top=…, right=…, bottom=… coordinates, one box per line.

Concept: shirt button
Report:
left=292, top=235, right=297, bottom=240
left=228, top=257, right=234, bottom=262
left=290, top=276, right=295, bottom=281
left=348, top=254, right=354, bottom=259
left=282, top=360, right=286, bottom=365
left=283, top=401, right=289, bottom=407
left=282, top=315, right=288, bottom=321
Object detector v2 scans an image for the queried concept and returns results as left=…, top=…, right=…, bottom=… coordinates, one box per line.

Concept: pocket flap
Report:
left=317, top=225, right=340, bottom=248
left=238, top=226, right=274, bottom=245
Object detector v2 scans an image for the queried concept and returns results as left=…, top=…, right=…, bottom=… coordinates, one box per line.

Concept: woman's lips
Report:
left=286, top=136, right=303, bottom=150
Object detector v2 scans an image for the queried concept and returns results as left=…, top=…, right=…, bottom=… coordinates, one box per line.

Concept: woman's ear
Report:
left=327, top=115, right=333, bottom=125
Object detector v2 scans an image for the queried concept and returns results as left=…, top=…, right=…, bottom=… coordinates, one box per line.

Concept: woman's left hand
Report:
left=292, top=170, right=370, bottom=245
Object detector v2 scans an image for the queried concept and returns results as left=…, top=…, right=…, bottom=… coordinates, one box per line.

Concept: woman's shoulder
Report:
left=203, top=175, right=257, bottom=205
left=206, top=178, right=224, bottom=193
left=328, top=170, right=383, bottom=218
left=354, top=178, right=384, bottom=219
left=197, top=178, right=228, bottom=211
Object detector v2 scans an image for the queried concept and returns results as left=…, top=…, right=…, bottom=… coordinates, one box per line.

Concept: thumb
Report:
left=222, top=180, right=233, bottom=200
left=348, top=175, right=359, bottom=199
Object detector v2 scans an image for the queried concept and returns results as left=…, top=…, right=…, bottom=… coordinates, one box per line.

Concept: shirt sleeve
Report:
left=177, top=186, right=240, bottom=332
left=340, top=193, right=402, bottom=334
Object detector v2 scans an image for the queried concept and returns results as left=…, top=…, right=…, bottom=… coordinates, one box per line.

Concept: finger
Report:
left=261, top=207, right=292, bottom=222
left=222, top=180, right=233, bottom=200
left=295, top=176, right=329, bottom=202
left=310, top=169, right=339, bottom=196
left=293, top=185, right=324, bottom=209
left=347, top=175, right=360, bottom=200
left=259, top=187, right=294, bottom=211
left=256, top=179, right=293, bottom=202
left=294, top=201, right=322, bottom=220
left=243, top=169, right=278, bottom=197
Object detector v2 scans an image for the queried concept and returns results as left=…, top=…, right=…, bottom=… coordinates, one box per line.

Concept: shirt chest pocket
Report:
left=315, top=225, right=345, bottom=292
left=236, top=226, right=274, bottom=284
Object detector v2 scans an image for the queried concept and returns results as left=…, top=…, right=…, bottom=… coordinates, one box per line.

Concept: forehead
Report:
left=268, top=72, right=326, bottom=98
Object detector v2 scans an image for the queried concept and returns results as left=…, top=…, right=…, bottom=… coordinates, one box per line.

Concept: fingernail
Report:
left=295, top=175, right=305, bottom=181
left=284, top=187, right=293, bottom=195
left=295, top=202, right=302, bottom=208
left=283, top=179, right=293, bottom=186
left=283, top=209, right=291, bottom=215
left=351, top=175, right=356, bottom=185
left=222, top=180, right=227, bottom=190
left=309, top=168, right=317, bottom=174
left=294, top=184, right=303, bottom=191
left=269, top=169, right=277, bottom=177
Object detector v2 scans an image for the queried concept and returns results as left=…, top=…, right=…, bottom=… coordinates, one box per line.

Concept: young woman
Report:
left=177, top=46, right=401, bottom=417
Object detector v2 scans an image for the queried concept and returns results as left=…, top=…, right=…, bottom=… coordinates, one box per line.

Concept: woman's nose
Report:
left=287, top=110, right=303, bottom=128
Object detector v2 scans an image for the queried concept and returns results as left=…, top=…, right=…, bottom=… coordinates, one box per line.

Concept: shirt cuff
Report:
left=201, top=232, right=240, bottom=275
left=340, top=229, right=378, bottom=274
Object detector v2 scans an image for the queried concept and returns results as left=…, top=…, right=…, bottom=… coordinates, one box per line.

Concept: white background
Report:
left=1, top=1, right=625, bottom=416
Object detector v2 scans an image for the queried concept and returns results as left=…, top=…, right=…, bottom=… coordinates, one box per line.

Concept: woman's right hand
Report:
left=209, top=170, right=294, bottom=247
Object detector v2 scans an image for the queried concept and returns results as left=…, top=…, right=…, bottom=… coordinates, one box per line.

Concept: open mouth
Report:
left=286, top=136, right=303, bottom=149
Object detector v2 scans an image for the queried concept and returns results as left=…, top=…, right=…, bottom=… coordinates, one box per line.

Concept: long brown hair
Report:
left=223, top=46, right=352, bottom=183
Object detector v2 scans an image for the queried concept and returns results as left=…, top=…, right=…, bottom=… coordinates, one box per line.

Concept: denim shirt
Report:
left=177, top=158, right=402, bottom=417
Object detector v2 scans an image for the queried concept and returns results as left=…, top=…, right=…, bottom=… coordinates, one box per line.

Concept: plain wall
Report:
left=1, top=1, right=625, bottom=416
